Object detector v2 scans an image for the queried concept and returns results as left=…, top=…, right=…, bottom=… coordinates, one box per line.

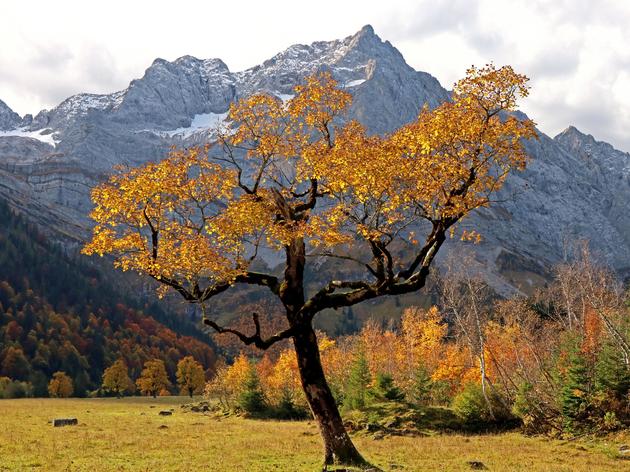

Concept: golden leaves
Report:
left=84, top=65, right=536, bottom=294
left=82, top=148, right=244, bottom=288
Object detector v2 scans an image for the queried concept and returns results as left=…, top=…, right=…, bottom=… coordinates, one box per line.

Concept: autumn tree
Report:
left=439, top=252, right=497, bottom=418
left=48, top=371, right=73, bottom=398
left=136, top=359, right=170, bottom=398
left=551, top=242, right=630, bottom=365
left=176, top=356, right=206, bottom=398
left=83, top=65, right=535, bottom=468
left=102, top=359, right=133, bottom=398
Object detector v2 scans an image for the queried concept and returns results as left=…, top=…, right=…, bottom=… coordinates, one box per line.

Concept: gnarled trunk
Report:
left=293, top=325, right=368, bottom=469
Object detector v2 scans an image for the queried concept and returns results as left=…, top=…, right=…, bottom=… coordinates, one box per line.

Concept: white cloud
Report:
left=1, top=0, right=629, bottom=150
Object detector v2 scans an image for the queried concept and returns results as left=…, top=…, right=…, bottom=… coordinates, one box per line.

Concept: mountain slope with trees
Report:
left=0, top=198, right=217, bottom=397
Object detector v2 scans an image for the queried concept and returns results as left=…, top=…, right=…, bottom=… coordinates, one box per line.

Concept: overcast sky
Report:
left=2, top=0, right=628, bottom=150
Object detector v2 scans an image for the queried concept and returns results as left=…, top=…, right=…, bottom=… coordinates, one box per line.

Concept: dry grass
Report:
left=0, top=397, right=627, bottom=471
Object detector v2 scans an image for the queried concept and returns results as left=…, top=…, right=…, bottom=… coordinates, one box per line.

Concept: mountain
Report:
left=0, top=25, right=629, bottom=294
left=0, top=99, right=21, bottom=131
left=0, top=198, right=217, bottom=396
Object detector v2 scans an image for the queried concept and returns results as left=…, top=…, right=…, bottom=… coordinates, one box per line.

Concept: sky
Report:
left=2, top=0, right=629, bottom=150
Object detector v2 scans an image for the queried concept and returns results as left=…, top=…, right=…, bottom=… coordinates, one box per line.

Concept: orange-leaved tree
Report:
left=48, top=371, right=74, bottom=398
left=83, top=65, right=535, bottom=468
left=176, top=356, right=206, bottom=398
left=136, top=359, right=170, bottom=398
left=102, top=358, right=133, bottom=398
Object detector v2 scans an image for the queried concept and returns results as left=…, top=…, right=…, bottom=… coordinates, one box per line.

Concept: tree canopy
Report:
left=84, top=64, right=535, bottom=330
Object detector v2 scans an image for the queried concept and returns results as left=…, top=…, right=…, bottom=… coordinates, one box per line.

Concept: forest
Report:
left=0, top=198, right=217, bottom=397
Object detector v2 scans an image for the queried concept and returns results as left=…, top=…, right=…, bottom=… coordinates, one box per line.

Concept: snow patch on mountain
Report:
left=273, top=92, right=294, bottom=102
left=140, top=112, right=229, bottom=139
left=0, top=127, right=58, bottom=147
left=345, top=79, right=366, bottom=87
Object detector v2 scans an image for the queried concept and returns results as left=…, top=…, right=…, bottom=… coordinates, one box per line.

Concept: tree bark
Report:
left=293, top=325, right=370, bottom=469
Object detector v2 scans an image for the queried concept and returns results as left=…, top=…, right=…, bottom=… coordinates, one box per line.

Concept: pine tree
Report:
left=409, top=364, right=433, bottom=405
left=368, top=373, right=404, bottom=402
left=343, top=349, right=371, bottom=411
left=559, top=342, right=590, bottom=433
left=594, top=342, right=630, bottom=399
left=237, top=363, right=266, bottom=414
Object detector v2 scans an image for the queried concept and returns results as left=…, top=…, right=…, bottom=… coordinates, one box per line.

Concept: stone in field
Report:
left=158, top=410, right=172, bottom=416
left=53, top=418, right=78, bottom=427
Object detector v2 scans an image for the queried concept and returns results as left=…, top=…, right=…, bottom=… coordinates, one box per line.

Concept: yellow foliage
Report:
left=264, top=349, right=303, bottom=405
left=102, top=359, right=132, bottom=396
left=432, top=344, right=471, bottom=392
left=83, top=66, right=535, bottom=298
left=176, top=356, right=206, bottom=397
left=136, top=359, right=171, bottom=397
left=48, top=371, right=73, bottom=398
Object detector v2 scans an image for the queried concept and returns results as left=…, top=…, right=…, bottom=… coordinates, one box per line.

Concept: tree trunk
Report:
left=293, top=325, right=370, bottom=469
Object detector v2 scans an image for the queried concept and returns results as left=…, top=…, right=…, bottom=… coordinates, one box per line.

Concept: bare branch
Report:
left=203, top=312, right=295, bottom=350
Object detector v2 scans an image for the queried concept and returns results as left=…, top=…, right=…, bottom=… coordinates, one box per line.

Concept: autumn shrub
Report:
left=0, top=376, right=33, bottom=398
left=452, top=383, right=513, bottom=430
left=511, top=381, right=554, bottom=434
left=203, top=290, right=629, bottom=435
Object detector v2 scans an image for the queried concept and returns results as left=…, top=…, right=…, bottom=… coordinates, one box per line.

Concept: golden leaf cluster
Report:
left=83, top=66, right=536, bottom=294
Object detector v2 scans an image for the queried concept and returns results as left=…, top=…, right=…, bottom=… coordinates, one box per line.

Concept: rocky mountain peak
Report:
left=554, top=125, right=629, bottom=174
left=347, top=24, right=391, bottom=55
left=0, top=99, right=21, bottom=131
left=554, top=125, right=596, bottom=150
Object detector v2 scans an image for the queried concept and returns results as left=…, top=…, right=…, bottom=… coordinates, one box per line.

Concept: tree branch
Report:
left=203, top=312, right=295, bottom=350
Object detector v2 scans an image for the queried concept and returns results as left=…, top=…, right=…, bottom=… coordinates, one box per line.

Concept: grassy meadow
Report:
left=0, top=397, right=628, bottom=472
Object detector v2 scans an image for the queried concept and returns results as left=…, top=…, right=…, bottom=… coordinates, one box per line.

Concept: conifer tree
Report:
left=344, top=349, right=371, bottom=411
left=410, top=364, right=433, bottom=405
left=594, top=342, right=630, bottom=399
left=237, top=362, right=266, bottom=414
left=559, top=342, right=590, bottom=432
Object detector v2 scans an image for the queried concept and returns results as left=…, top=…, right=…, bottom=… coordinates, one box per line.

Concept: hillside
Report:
left=0, top=198, right=217, bottom=396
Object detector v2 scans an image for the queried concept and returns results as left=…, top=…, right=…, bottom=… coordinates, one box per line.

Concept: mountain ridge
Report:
left=0, top=25, right=629, bottom=294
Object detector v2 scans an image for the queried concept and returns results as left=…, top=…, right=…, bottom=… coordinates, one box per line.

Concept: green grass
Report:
left=0, top=397, right=628, bottom=471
